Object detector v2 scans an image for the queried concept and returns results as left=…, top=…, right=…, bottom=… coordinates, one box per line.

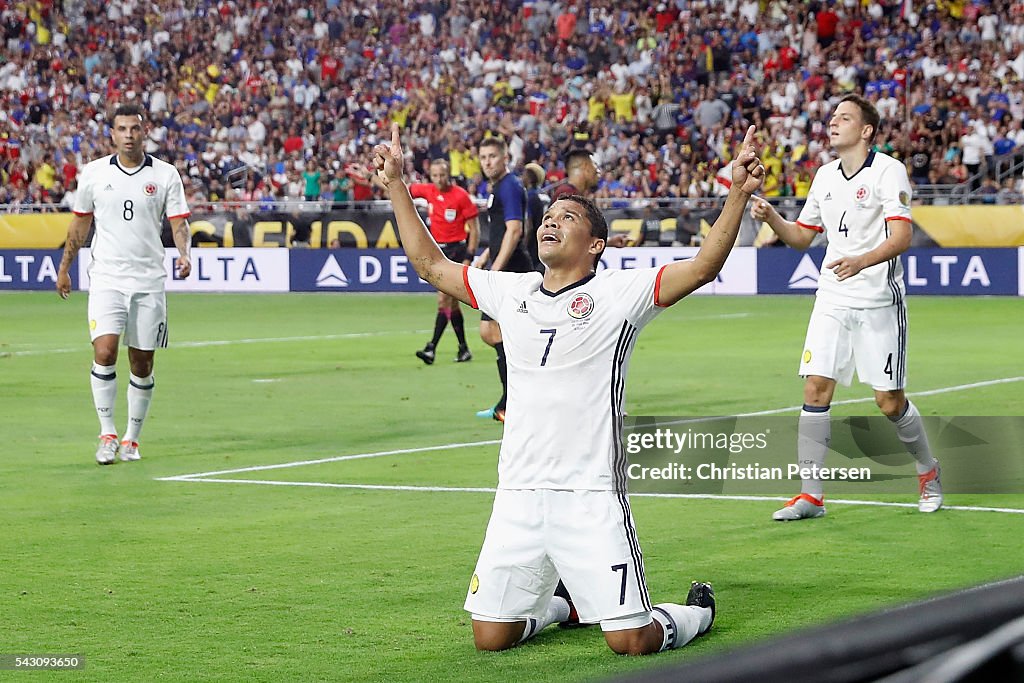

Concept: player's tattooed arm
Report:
left=56, top=213, right=93, bottom=298
left=169, top=216, right=192, bottom=279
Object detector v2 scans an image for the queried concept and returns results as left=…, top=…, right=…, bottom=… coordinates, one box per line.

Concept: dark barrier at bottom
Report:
left=606, top=575, right=1024, bottom=683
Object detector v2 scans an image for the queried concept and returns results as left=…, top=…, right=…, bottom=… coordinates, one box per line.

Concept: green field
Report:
left=2, top=291, right=1022, bottom=682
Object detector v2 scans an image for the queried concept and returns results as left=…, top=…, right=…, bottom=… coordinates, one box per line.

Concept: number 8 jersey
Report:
left=72, top=154, right=190, bottom=292
left=795, top=151, right=912, bottom=308
left=464, top=265, right=667, bottom=492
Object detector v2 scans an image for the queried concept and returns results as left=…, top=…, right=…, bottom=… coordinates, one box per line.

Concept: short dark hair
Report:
left=554, top=194, right=607, bottom=269
left=110, top=103, right=145, bottom=126
left=838, top=94, right=880, bottom=142
left=479, top=136, right=507, bottom=154
left=565, top=148, right=595, bottom=173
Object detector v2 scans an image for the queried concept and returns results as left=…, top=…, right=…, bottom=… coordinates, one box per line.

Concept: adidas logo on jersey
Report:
left=824, top=192, right=832, bottom=201
left=103, top=184, right=114, bottom=191
left=517, top=301, right=528, bottom=314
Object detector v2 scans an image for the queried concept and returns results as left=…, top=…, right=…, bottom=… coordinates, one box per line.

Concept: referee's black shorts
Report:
left=440, top=240, right=468, bottom=263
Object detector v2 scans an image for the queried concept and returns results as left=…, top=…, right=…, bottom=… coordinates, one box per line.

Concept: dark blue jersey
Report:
left=484, top=172, right=533, bottom=273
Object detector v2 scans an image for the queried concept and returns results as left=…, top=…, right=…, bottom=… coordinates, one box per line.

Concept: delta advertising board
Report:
left=287, top=247, right=759, bottom=294
left=596, top=247, right=757, bottom=295
left=757, top=248, right=1021, bottom=296
left=0, top=250, right=64, bottom=290
left=1, top=247, right=1020, bottom=295
left=77, top=248, right=290, bottom=292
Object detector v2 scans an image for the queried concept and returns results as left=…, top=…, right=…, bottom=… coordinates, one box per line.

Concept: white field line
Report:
left=731, top=376, right=1024, bottom=418
left=158, top=374, right=1024, bottom=482
left=157, top=478, right=1024, bottom=514
left=157, top=373, right=1024, bottom=515
left=155, top=439, right=502, bottom=481
left=3, top=312, right=753, bottom=358
left=3, top=329, right=431, bottom=357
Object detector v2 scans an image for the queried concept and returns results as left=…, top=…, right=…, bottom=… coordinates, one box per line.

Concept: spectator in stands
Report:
left=908, top=139, right=932, bottom=185
left=961, top=122, right=993, bottom=190
left=302, top=159, right=323, bottom=202
left=330, top=166, right=352, bottom=206
left=1, top=0, right=1021, bottom=217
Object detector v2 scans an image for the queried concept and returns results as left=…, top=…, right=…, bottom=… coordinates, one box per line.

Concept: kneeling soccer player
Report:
left=374, top=123, right=765, bottom=653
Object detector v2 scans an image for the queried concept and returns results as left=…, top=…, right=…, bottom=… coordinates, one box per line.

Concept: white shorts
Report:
left=88, top=289, right=168, bottom=350
left=465, top=489, right=654, bottom=632
left=799, top=299, right=906, bottom=391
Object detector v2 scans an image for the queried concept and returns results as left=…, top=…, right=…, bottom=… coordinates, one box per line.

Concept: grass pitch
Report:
left=1, top=291, right=1022, bottom=681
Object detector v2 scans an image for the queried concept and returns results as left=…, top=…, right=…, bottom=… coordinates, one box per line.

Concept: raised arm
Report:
left=655, top=125, right=765, bottom=306
left=749, top=196, right=816, bottom=250
left=56, top=213, right=93, bottom=299
left=374, top=125, right=472, bottom=303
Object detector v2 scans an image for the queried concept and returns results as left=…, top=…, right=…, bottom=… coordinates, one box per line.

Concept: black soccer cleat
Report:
left=455, top=346, right=472, bottom=363
left=685, top=581, right=715, bottom=636
left=554, top=580, right=589, bottom=629
left=415, top=344, right=436, bottom=365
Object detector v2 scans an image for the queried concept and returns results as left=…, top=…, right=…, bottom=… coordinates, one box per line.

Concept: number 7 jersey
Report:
left=795, top=151, right=912, bottom=308
left=72, top=154, right=190, bottom=292
left=464, top=265, right=667, bottom=492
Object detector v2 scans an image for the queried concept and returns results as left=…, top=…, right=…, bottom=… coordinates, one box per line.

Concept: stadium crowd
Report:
left=2, top=0, right=1024, bottom=211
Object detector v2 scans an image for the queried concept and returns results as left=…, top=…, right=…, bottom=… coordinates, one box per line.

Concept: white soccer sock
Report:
left=651, top=602, right=709, bottom=651
left=891, top=400, right=937, bottom=474
left=124, top=373, right=154, bottom=442
left=517, top=596, right=571, bottom=644
left=90, top=363, right=117, bottom=436
left=798, top=405, right=831, bottom=499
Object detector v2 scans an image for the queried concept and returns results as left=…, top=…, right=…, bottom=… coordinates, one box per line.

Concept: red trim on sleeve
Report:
left=654, top=264, right=669, bottom=308
left=167, top=212, right=192, bottom=220
left=717, top=176, right=733, bottom=188
left=885, top=216, right=912, bottom=223
left=796, top=220, right=824, bottom=233
left=72, top=211, right=93, bottom=217
left=462, top=265, right=479, bottom=309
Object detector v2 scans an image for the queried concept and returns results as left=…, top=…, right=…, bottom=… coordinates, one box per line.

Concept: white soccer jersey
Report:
left=73, top=154, right=190, bottom=292
left=796, top=151, right=912, bottom=308
left=465, top=265, right=667, bottom=491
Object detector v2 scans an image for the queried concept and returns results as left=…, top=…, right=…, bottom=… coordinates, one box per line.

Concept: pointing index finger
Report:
left=391, top=123, right=401, bottom=151
left=742, top=124, right=756, bottom=149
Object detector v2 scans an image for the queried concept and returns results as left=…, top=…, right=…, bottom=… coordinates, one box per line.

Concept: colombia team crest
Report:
left=855, top=185, right=870, bottom=202
left=144, top=183, right=157, bottom=196
left=567, top=292, right=594, bottom=319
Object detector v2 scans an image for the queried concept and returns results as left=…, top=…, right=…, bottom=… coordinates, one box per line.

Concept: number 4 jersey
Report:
left=73, top=154, right=190, bottom=292
left=795, top=150, right=912, bottom=308
left=464, top=265, right=667, bottom=492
